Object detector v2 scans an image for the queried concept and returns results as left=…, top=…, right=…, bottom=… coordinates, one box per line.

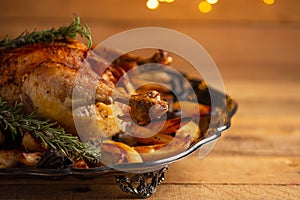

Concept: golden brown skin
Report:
left=0, top=149, right=43, bottom=168
left=0, top=149, right=22, bottom=168
left=21, top=132, right=47, bottom=152
left=0, top=40, right=113, bottom=133
left=0, top=41, right=169, bottom=135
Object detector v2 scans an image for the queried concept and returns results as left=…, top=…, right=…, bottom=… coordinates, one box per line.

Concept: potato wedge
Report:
left=134, top=136, right=191, bottom=162
left=20, top=152, right=43, bottom=167
left=101, top=140, right=143, bottom=165
left=0, top=149, right=22, bottom=168
left=129, top=117, right=192, bottom=139
left=22, top=132, right=47, bottom=152
left=135, top=133, right=173, bottom=145
left=175, top=121, right=201, bottom=144
left=173, top=101, right=211, bottom=117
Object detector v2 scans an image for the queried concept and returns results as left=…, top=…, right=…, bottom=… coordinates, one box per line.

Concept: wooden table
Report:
left=1, top=1, right=300, bottom=199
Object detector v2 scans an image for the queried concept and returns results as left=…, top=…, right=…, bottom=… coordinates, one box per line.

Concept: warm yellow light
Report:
left=159, top=0, right=175, bottom=2
left=263, top=0, right=275, bottom=5
left=207, top=0, right=218, bottom=4
left=147, top=0, right=159, bottom=10
left=198, top=1, right=212, bottom=13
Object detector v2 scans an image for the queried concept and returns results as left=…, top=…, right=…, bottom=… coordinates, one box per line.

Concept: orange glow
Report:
left=198, top=1, right=212, bottom=13
left=159, top=0, right=175, bottom=2
left=263, top=0, right=275, bottom=5
left=147, top=0, right=159, bottom=10
left=207, top=0, right=218, bottom=4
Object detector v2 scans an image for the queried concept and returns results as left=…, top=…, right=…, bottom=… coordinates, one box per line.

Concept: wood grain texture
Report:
left=1, top=155, right=299, bottom=185
left=0, top=183, right=299, bottom=200
left=1, top=22, right=300, bottom=67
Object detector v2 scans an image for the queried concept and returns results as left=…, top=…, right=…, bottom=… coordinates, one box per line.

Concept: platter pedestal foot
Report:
left=115, top=166, right=168, bottom=198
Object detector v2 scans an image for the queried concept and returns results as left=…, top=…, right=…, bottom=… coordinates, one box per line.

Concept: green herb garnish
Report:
left=0, top=16, right=92, bottom=50
left=0, top=98, right=100, bottom=163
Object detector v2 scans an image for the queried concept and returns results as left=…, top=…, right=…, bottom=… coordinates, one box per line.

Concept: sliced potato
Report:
left=0, top=150, right=22, bottom=168
left=135, top=133, right=173, bottom=145
left=134, top=136, right=191, bottom=162
left=129, top=117, right=191, bottom=139
left=129, top=123, right=162, bottom=140
left=20, top=152, right=43, bottom=167
left=22, top=132, right=47, bottom=152
left=173, top=101, right=211, bottom=117
left=101, top=140, right=143, bottom=165
left=159, top=117, right=192, bottom=134
left=175, top=121, right=201, bottom=143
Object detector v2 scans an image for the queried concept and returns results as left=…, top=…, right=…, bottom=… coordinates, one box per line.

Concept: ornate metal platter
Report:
left=0, top=78, right=237, bottom=198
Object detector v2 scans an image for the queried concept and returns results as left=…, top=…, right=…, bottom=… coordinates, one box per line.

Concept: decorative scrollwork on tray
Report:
left=115, top=166, right=168, bottom=198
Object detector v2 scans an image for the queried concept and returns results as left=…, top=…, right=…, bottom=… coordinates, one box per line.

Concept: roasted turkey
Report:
left=0, top=38, right=170, bottom=136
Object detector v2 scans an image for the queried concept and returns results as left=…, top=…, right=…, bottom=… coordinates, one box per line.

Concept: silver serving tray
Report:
left=0, top=86, right=237, bottom=179
left=0, top=81, right=237, bottom=198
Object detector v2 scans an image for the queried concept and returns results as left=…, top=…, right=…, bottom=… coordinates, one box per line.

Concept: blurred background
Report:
left=0, top=0, right=299, bottom=67
left=0, top=1, right=300, bottom=198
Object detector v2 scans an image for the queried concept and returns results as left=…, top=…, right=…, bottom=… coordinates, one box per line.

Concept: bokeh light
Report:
left=146, top=0, right=275, bottom=12
left=263, top=0, right=275, bottom=5
left=207, top=0, right=218, bottom=5
left=160, top=0, right=175, bottom=2
left=198, top=1, right=212, bottom=13
left=147, top=0, right=160, bottom=10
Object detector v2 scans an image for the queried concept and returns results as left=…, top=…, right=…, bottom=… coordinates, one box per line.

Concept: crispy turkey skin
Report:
left=0, top=40, right=113, bottom=133
left=0, top=38, right=170, bottom=137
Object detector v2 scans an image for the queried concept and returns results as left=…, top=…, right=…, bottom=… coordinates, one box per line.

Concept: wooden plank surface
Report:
left=0, top=184, right=299, bottom=200
left=1, top=1, right=300, bottom=199
left=1, top=21, right=300, bottom=66
left=1, top=155, right=299, bottom=185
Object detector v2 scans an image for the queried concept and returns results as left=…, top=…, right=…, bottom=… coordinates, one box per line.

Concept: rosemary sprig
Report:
left=0, top=98, right=100, bottom=163
left=0, top=16, right=92, bottom=50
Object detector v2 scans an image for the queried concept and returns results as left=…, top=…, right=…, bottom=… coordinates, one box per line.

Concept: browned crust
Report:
left=0, top=40, right=88, bottom=86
